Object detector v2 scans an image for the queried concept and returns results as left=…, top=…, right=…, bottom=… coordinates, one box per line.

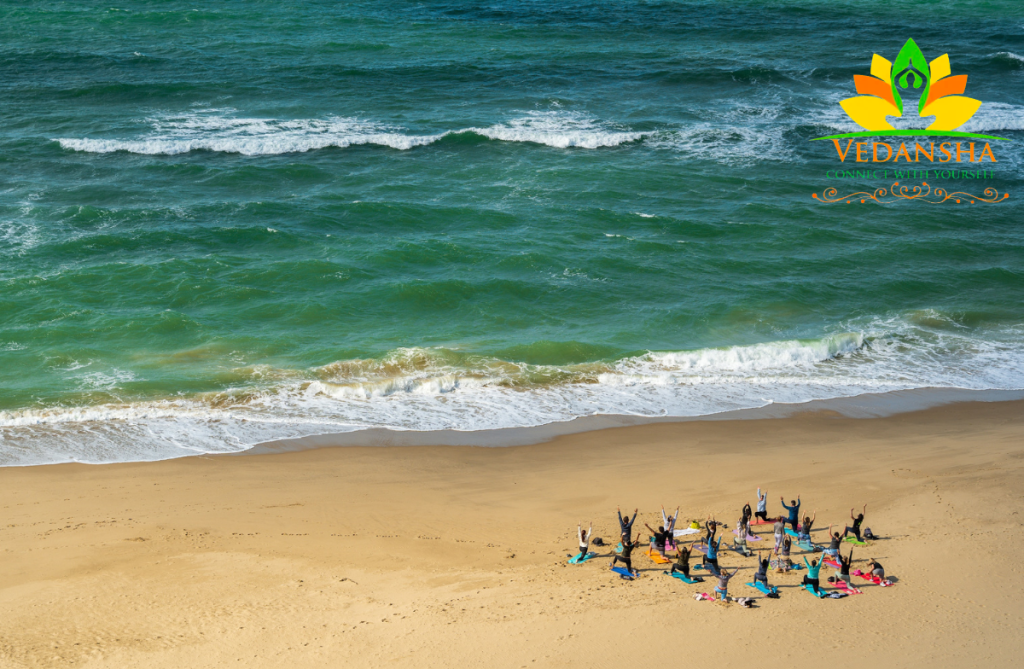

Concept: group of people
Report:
left=575, top=489, right=889, bottom=603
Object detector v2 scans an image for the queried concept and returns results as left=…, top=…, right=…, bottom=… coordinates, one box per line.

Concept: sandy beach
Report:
left=2, top=399, right=1023, bottom=669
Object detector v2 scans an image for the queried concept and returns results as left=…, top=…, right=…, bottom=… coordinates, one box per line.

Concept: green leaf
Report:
left=891, top=38, right=932, bottom=115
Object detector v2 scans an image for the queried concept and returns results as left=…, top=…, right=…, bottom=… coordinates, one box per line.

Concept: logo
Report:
left=824, top=38, right=1000, bottom=140
left=812, top=39, right=1009, bottom=204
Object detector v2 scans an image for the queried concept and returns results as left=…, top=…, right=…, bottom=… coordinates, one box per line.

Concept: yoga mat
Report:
left=747, top=581, right=778, bottom=596
left=644, top=549, right=671, bottom=564
left=835, top=580, right=862, bottom=594
left=568, top=551, right=595, bottom=564
left=803, top=583, right=828, bottom=598
left=669, top=571, right=700, bottom=584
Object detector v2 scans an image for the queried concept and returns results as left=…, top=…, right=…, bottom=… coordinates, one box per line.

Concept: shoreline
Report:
left=2, top=397, right=1022, bottom=667
left=4, top=386, right=1022, bottom=469
left=244, top=385, right=1024, bottom=455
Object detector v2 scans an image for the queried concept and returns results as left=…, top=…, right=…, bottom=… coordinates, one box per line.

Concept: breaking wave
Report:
left=55, top=110, right=647, bottom=155
left=3, top=320, right=1023, bottom=467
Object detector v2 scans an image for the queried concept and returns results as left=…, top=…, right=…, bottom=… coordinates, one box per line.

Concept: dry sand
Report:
left=2, top=400, right=1023, bottom=668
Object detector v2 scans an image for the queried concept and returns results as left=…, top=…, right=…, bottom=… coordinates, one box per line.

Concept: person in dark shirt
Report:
left=843, top=504, right=868, bottom=541
left=704, top=517, right=718, bottom=543
left=671, top=543, right=701, bottom=581
left=799, top=510, right=817, bottom=542
left=754, top=548, right=771, bottom=588
left=824, top=524, right=842, bottom=557
left=610, top=537, right=641, bottom=577
left=837, top=549, right=854, bottom=586
left=644, top=523, right=670, bottom=559
left=781, top=495, right=801, bottom=533
left=617, top=507, right=638, bottom=543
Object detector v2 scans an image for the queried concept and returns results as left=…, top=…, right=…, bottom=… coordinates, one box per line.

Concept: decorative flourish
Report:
left=813, top=182, right=1009, bottom=204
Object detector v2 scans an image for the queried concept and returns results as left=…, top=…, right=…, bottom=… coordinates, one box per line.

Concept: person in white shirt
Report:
left=754, top=487, right=769, bottom=522
left=577, top=521, right=592, bottom=557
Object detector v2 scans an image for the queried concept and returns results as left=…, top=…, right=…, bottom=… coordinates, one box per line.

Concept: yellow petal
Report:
left=921, top=96, right=982, bottom=131
left=870, top=55, right=892, bottom=82
left=840, top=96, right=901, bottom=131
left=929, top=54, right=951, bottom=82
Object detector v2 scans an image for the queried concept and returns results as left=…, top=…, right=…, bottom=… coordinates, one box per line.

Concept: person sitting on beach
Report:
left=644, top=523, right=669, bottom=559
left=773, top=516, right=785, bottom=555
left=824, top=524, right=842, bottom=556
left=578, top=521, right=592, bottom=558
left=742, top=502, right=752, bottom=526
left=803, top=556, right=824, bottom=595
left=714, top=566, right=741, bottom=601
left=755, top=488, right=769, bottom=522
left=843, top=504, right=868, bottom=542
left=733, top=517, right=753, bottom=557
left=618, top=507, right=638, bottom=543
left=671, top=543, right=701, bottom=581
left=703, top=535, right=723, bottom=575
left=778, top=536, right=793, bottom=570
left=866, top=558, right=884, bottom=580
left=798, top=510, right=817, bottom=542
left=837, top=549, right=854, bottom=586
left=611, top=537, right=641, bottom=577
left=754, top=549, right=773, bottom=592
left=781, top=495, right=801, bottom=533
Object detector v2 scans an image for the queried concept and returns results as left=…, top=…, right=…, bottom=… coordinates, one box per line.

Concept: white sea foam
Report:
left=57, top=115, right=444, bottom=155
left=992, top=51, right=1024, bottom=63
left=815, top=90, right=1024, bottom=136
left=961, top=102, right=1024, bottom=133
left=465, top=111, right=646, bottom=149
left=2, top=318, right=1023, bottom=466
left=646, top=105, right=792, bottom=165
left=54, top=110, right=645, bottom=156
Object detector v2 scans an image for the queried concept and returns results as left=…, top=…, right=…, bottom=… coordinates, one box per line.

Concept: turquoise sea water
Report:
left=2, top=1, right=1023, bottom=464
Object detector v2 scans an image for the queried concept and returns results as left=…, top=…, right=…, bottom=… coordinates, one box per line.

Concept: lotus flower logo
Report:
left=841, top=39, right=980, bottom=132
left=815, top=39, right=1005, bottom=141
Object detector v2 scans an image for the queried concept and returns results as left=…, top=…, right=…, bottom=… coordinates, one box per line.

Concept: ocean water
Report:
left=2, top=0, right=1024, bottom=465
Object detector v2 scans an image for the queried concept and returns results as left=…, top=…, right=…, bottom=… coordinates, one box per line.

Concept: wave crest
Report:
left=54, top=110, right=646, bottom=156
left=2, top=322, right=1022, bottom=466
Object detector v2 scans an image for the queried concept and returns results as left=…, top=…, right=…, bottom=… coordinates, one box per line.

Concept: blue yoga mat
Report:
left=668, top=571, right=700, bottom=584
left=803, top=584, right=827, bottom=598
left=747, top=581, right=778, bottom=595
